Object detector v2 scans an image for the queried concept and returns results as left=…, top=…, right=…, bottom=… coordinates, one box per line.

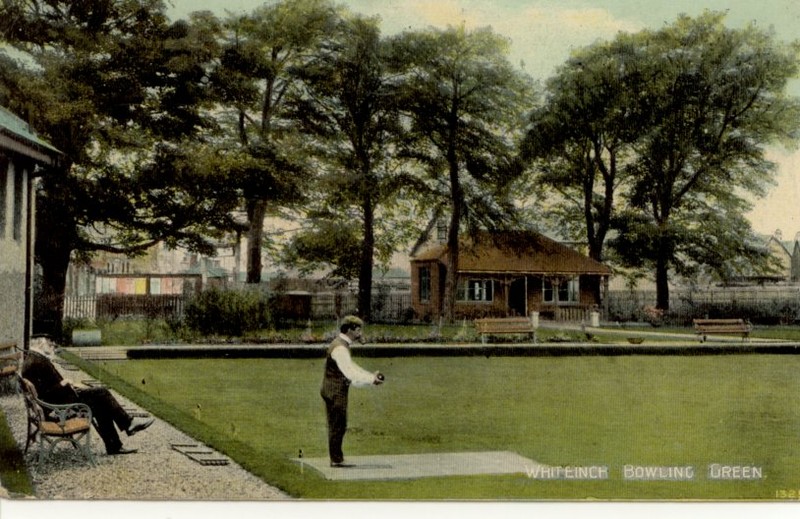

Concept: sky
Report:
left=167, top=0, right=800, bottom=238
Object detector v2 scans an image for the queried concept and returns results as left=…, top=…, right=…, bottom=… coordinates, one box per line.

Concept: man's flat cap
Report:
left=342, top=315, right=364, bottom=327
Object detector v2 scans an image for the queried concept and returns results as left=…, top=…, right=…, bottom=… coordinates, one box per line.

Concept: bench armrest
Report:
left=0, top=351, right=21, bottom=362
left=20, top=376, right=92, bottom=428
left=38, top=400, right=92, bottom=427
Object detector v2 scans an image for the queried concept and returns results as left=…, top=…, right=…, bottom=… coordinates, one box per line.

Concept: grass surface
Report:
left=0, top=397, right=34, bottom=496
left=81, top=353, right=800, bottom=500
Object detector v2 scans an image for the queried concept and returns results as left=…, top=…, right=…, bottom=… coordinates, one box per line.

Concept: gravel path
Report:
left=0, top=361, right=289, bottom=501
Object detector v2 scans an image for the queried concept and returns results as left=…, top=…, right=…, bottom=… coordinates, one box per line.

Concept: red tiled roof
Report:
left=412, top=231, right=611, bottom=275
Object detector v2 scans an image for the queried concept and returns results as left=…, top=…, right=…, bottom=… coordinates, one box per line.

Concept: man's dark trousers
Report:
left=75, top=386, right=133, bottom=453
left=322, top=388, right=348, bottom=464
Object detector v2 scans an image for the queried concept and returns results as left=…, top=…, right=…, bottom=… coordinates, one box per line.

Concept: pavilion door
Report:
left=509, top=277, right=527, bottom=317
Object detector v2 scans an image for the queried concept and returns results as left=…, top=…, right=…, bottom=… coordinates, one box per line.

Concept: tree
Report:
left=388, top=25, right=535, bottom=322
left=612, top=12, right=800, bottom=309
left=209, top=0, right=338, bottom=284
left=521, top=35, right=650, bottom=262
left=0, top=1, right=236, bottom=336
left=283, top=14, right=412, bottom=319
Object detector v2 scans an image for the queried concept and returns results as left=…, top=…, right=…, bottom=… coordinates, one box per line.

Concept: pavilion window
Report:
left=457, top=279, right=494, bottom=302
left=543, top=277, right=579, bottom=304
left=419, top=266, right=431, bottom=302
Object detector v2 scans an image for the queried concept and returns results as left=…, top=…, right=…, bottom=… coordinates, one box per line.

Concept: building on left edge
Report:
left=0, top=106, right=60, bottom=349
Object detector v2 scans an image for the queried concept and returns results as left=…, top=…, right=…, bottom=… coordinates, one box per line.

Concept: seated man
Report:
left=22, top=337, right=153, bottom=455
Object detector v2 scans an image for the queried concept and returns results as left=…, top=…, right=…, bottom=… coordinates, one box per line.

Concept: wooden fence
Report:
left=607, top=286, right=800, bottom=325
left=63, top=295, right=97, bottom=321
left=63, top=291, right=414, bottom=324
left=553, top=306, right=595, bottom=323
left=62, top=286, right=800, bottom=325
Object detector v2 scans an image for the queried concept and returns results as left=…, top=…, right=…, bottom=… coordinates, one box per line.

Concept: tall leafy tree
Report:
left=209, top=0, right=338, bottom=284
left=610, top=12, right=800, bottom=309
left=284, top=14, right=411, bottom=319
left=0, top=1, right=237, bottom=335
left=388, top=26, right=535, bottom=322
left=521, top=35, right=649, bottom=262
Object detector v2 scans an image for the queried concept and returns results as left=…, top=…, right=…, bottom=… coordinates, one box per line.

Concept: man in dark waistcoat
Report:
left=22, top=338, right=154, bottom=455
left=320, top=315, right=383, bottom=467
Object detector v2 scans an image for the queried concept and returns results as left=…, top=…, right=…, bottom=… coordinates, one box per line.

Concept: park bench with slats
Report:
left=0, top=342, right=21, bottom=393
left=693, top=318, right=752, bottom=342
left=19, top=376, right=95, bottom=469
left=474, top=317, right=535, bottom=343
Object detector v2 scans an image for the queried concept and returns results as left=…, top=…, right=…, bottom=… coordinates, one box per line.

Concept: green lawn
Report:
left=0, top=406, right=34, bottom=496
left=83, top=353, right=800, bottom=500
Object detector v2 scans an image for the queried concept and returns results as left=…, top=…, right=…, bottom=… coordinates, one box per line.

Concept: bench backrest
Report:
left=693, top=319, right=746, bottom=326
left=475, top=317, right=534, bottom=333
left=19, top=377, right=47, bottom=426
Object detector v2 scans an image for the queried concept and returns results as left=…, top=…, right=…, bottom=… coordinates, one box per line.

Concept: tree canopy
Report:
left=208, top=0, right=339, bottom=284
left=0, top=0, right=239, bottom=335
left=281, top=13, right=410, bottom=318
left=3, top=2, right=799, bottom=329
left=523, top=11, right=800, bottom=309
left=388, top=25, right=536, bottom=321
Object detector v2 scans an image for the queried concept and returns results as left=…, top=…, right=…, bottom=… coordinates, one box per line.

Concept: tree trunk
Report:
left=34, top=232, right=73, bottom=341
left=246, top=199, right=268, bottom=284
left=442, top=212, right=459, bottom=323
left=655, top=236, right=671, bottom=311
left=442, top=164, right=462, bottom=324
left=33, top=172, right=79, bottom=342
left=358, top=192, right=374, bottom=321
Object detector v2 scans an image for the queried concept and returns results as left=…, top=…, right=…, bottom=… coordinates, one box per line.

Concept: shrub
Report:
left=62, top=317, right=95, bottom=343
left=690, top=299, right=800, bottom=326
left=184, top=288, right=271, bottom=337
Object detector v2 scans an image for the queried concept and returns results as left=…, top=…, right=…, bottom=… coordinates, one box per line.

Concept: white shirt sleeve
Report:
left=330, top=345, right=376, bottom=387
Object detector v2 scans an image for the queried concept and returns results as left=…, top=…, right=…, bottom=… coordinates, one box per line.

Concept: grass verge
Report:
left=0, top=400, right=35, bottom=496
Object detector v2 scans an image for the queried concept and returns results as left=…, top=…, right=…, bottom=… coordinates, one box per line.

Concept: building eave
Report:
left=0, top=131, right=57, bottom=166
left=457, top=269, right=611, bottom=276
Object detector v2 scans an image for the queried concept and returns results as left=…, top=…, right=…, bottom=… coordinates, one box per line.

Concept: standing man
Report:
left=321, top=315, right=384, bottom=467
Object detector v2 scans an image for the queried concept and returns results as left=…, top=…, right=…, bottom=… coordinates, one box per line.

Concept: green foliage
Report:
left=60, top=317, right=95, bottom=342
left=524, top=11, right=800, bottom=309
left=622, top=12, right=800, bottom=309
left=281, top=13, right=413, bottom=318
left=184, top=288, right=271, bottom=337
left=0, top=0, right=239, bottom=336
left=686, top=299, right=800, bottom=326
left=0, top=409, right=34, bottom=497
left=281, top=219, right=362, bottom=280
left=521, top=32, right=650, bottom=261
left=388, top=25, right=536, bottom=321
left=208, top=0, right=340, bottom=283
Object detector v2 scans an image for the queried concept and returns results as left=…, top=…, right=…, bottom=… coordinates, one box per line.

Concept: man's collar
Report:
left=338, top=333, right=353, bottom=345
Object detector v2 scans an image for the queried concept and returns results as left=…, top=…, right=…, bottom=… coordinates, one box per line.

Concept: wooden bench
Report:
left=475, top=317, right=535, bottom=343
left=0, top=342, right=21, bottom=393
left=19, top=376, right=95, bottom=469
left=693, top=318, right=752, bottom=342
